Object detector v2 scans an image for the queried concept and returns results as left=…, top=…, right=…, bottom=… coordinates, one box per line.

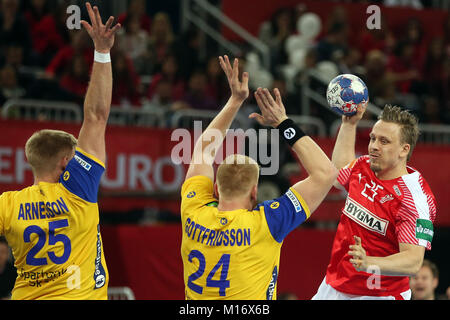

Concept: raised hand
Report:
left=342, top=102, right=367, bottom=126
left=219, top=55, right=249, bottom=103
left=80, top=2, right=121, bottom=53
left=250, top=88, right=288, bottom=128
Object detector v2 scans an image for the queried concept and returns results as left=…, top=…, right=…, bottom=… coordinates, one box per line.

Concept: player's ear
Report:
left=214, top=182, right=219, bottom=199
left=400, top=143, right=410, bottom=160
left=60, top=149, right=74, bottom=169
left=250, top=184, right=258, bottom=201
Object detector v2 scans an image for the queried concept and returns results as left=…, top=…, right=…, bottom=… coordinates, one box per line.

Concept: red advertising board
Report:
left=1, top=119, right=449, bottom=225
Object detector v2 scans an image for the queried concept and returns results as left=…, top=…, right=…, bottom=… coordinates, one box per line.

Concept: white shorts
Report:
left=311, top=277, right=411, bottom=300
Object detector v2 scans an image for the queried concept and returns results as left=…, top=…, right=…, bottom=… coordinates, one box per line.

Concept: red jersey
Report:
left=326, top=156, right=436, bottom=297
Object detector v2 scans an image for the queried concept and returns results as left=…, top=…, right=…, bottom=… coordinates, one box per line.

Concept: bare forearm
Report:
left=193, top=97, right=243, bottom=164
left=84, top=61, right=112, bottom=122
left=292, top=136, right=337, bottom=183
left=366, top=251, right=423, bottom=277
left=206, top=96, right=242, bottom=137
left=332, top=122, right=357, bottom=169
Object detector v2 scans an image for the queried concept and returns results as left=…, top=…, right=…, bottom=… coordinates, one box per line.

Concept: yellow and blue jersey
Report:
left=180, top=175, right=310, bottom=300
left=0, top=148, right=108, bottom=300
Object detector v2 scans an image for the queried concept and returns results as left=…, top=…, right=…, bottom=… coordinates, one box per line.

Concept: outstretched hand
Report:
left=81, top=2, right=121, bottom=53
left=250, top=88, right=288, bottom=128
left=219, top=55, right=249, bottom=103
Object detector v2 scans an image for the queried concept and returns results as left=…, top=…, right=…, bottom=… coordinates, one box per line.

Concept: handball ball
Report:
left=326, top=74, right=369, bottom=116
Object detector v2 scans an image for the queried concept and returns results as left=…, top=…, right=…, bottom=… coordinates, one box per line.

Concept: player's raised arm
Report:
left=77, top=3, right=121, bottom=164
left=331, top=103, right=367, bottom=170
left=252, top=88, right=338, bottom=214
left=184, top=56, right=249, bottom=182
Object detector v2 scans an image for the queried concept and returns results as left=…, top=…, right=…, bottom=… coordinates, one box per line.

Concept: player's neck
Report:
left=218, top=198, right=253, bottom=212
left=33, top=173, right=60, bottom=185
left=374, top=163, right=408, bottom=180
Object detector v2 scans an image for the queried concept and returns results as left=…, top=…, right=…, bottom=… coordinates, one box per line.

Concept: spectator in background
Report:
left=45, top=30, right=93, bottom=79
left=23, top=0, right=50, bottom=64
left=145, top=12, right=175, bottom=75
left=204, top=56, right=229, bottom=106
left=143, top=77, right=174, bottom=112
left=58, top=54, right=89, bottom=105
left=28, top=0, right=71, bottom=66
left=0, top=236, right=16, bottom=300
left=422, top=37, right=446, bottom=100
left=383, top=0, right=423, bottom=9
left=178, top=69, right=218, bottom=111
left=1, top=44, right=32, bottom=90
left=338, top=47, right=364, bottom=77
left=410, top=259, right=439, bottom=300
left=0, top=64, right=26, bottom=107
left=147, top=54, right=185, bottom=102
left=117, top=14, right=150, bottom=75
left=316, top=22, right=349, bottom=63
left=0, top=0, right=32, bottom=64
left=444, top=16, right=450, bottom=56
left=24, top=0, right=50, bottom=29
left=420, top=96, right=442, bottom=124
left=3, top=44, right=24, bottom=70
left=111, top=49, right=142, bottom=107
left=258, top=7, right=296, bottom=69
left=402, top=18, right=426, bottom=65
left=172, top=26, right=203, bottom=81
left=272, top=77, right=299, bottom=116
left=386, top=41, right=422, bottom=97
left=358, top=16, right=396, bottom=60
left=117, top=0, right=151, bottom=34
left=363, top=49, right=390, bottom=102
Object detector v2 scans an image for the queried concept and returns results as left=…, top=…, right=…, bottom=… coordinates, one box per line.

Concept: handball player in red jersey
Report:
left=312, top=104, right=436, bottom=300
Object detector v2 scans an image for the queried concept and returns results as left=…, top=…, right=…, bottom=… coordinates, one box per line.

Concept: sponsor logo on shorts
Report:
left=343, top=197, right=389, bottom=235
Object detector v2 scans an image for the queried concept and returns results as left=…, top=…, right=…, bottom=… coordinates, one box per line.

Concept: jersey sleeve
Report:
left=181, top=175, right=217, bottom=218
left=337, top=158, right=359, bottom=191
left=395, top=173, right=436, bottom=250
left=59, top=147, right=105, bottom=203
left=262, top=188, right=311, bottom=243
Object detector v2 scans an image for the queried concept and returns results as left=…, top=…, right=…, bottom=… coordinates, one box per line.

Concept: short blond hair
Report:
left=25, top=130, right=77, bottom=176
left=216, top=154, right=259, bottom=200
left=378, top=105, right=420, bottom=161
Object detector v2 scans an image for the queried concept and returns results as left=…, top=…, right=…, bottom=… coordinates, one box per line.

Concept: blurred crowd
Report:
left=257, top=3, right=450, bottom=125
left=0, top=0, right=232, bottom=118
left=0, top=0, right=449, bottom=126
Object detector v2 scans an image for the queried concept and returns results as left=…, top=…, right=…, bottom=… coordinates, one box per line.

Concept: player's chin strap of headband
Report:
left=277, top=118, right=307, bottom=147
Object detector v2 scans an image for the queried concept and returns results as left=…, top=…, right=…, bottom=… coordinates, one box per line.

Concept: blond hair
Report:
left=378, top=105, right=420, bottom=161
left=216, top=154, right=260, bottom=200
left=25, top=130, right=77, bottom=176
